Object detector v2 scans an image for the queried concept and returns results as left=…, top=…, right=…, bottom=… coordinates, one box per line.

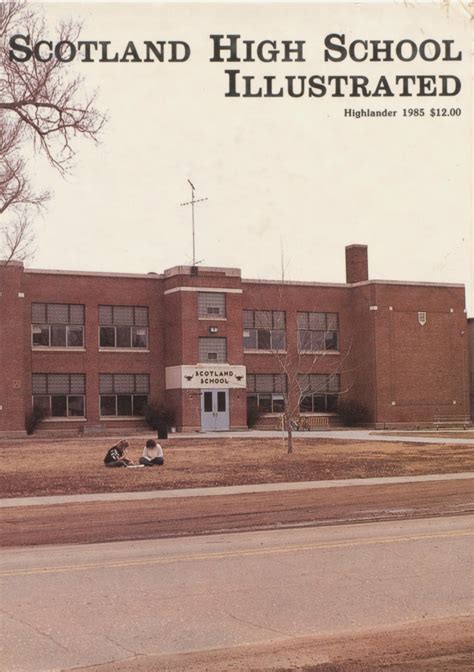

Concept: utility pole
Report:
left=180, top=179, right=208, bottom=266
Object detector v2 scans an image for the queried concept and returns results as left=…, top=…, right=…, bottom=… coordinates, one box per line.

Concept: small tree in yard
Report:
left=245, top=282, right=352, bottom=455
left=272, top=331, right=351, bottom=454
left=0, top=1, right=106, bottom=263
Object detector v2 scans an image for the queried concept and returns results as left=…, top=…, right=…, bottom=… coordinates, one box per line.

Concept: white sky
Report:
left=23, top=2, right=473, bottom=313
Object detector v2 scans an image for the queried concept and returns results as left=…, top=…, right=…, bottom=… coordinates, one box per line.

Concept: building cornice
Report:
left=22, top=269, right=465, bottom=291
left=26, top=269, right=164, bottom=280
left=164, top=265, right=241, bottom=278
left=349, top=279, right=465, bottom=289
left=164, top=286, right=243, bottom=295
left=242, top=279, right=348, bottom=288
left=242, top=278, right=464, bottom=289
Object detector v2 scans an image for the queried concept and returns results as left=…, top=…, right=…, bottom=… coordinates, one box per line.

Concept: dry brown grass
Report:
left=376, top=431, right=474, bottom=440
left=0, top=435, right=472, bottom=498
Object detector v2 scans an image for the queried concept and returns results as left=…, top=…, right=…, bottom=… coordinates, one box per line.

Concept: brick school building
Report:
left=0, top=245, right=471, bottom=437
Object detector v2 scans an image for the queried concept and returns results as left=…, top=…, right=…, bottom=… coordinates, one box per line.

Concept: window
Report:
left=246, top=374, right=287, bottom=413
left=99, top=305, right=149, bottom=349
left=198, top=292, right=226, bottom=318
left=198, top=337, right=227, bottom=363
left=99, top=373, right=149, bottom=417
left=297, top=373, right=340, bottom=413
left=32, top=303, right=84, bottom=348
left=243, top=310, right=286, bottom=351
left=297, top=312, right=339, bottom=352
left=32, top=374, right=85, bottom=418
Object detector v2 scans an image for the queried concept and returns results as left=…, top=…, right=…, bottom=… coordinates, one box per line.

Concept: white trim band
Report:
left=164, top=286, right=243, bottom=295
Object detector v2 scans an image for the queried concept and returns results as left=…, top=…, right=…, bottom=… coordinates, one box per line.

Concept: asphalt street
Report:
left=1, top=515, right=473, bottom=671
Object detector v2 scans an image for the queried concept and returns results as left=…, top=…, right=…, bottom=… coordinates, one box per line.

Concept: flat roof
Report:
left=24, top=268, right=464, bottom=290
left=26, top=269, right=164, bottom=280
left=242, top=278, right=465, bottom=289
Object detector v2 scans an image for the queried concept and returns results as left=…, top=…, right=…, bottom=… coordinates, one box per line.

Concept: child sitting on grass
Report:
left=104, top=440, right=133, bottom=467
left=139, top=439, right=164, bottom=467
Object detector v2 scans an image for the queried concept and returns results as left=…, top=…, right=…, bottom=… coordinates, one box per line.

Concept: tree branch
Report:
left=0, top=1, right=106, bottom=263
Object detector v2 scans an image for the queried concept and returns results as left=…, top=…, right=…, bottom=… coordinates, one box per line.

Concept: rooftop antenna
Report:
left=180, top=179, right=208, bottom=266
left=280, top=235, right=285, bottom=283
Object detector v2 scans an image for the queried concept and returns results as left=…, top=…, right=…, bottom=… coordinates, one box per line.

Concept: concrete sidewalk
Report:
left=176, top=429, right=474, bottom=445
left=1, top=471, right=473, bottom=509
left=1, top=428, right=472, bottom=445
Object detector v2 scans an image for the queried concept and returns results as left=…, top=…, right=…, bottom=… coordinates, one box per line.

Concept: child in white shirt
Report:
left=139, top=439, right=164, bottom=466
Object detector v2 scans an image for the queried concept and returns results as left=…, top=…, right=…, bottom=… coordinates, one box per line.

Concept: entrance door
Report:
left=201, top=390, right=229, bottom=431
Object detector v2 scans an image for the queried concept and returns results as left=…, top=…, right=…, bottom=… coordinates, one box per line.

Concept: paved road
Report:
left=1, top=515, right=472, bottom=671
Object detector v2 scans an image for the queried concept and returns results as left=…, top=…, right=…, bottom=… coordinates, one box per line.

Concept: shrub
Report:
left=247, top=405, right=262, bottom=429
left=25, top=408, right=46, bottom=435
left=337, top=400, right=370, bottom=427
left=144, top=404, right=176, bottom=431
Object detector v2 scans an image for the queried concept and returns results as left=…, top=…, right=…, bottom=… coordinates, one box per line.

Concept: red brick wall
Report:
left=469, top=319, right=474, bottom=419
left=0, top=262, right=27, bottom=434
left=371, top=283, right=470, bottom=425
left=344, top=283, right=378, bottom=423
left=242, top=281, right=351, bottom=416
left=0, top=259, right=470, bottom=435
left=163, top=268, right=246, bottom=429
left=346, top=245, right=369, bottom=284
left=23, top=270, right=165, bottom=431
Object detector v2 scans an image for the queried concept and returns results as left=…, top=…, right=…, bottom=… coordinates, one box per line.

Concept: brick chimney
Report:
left=345, top=244, right=369, bottom=284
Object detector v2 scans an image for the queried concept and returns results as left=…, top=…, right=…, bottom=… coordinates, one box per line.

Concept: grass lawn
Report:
left=1, top=435, right=473, bottom=498
left=376, top=430, right=474, bottom=440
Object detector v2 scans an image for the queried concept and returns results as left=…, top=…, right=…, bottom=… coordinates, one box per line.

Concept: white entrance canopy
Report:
left=165, top=365, right=247, bottom=389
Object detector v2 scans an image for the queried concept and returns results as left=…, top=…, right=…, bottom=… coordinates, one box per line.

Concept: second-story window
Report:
left=32, top=303, right=84, bottom=348
left=297, top=312, right=339, bottom=352
left=99, top=305, right=149, bottom=349
left=199, top=337, right=227, bottom=362
left=243, top=310, right=286, bottom=351
left=198, top=292, right=226, bottom=318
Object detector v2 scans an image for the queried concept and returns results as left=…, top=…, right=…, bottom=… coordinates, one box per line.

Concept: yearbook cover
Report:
left=0, top=1, right=473, bottom=670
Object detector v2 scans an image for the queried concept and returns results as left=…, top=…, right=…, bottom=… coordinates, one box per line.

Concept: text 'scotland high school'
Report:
left=0, top=245, right=471, bottom=437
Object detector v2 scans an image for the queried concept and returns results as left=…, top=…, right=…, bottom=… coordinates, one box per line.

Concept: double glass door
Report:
left=201, top=390, right=229, bottom=431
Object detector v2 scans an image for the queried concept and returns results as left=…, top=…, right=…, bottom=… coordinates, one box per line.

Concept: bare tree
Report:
left=0, top=1, right=106, bottom=263
left=1, top=211, right=36, bottom=263
left=246, top=282, right=352, bottom=454
left=273, top=330, right=352, bottom=454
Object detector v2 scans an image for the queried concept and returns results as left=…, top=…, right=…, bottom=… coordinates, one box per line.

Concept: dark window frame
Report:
left=198, top=292, right=226, bottom=318
left=246, top=373, right=287, bottom=414
left=198, top=337, right=227, bottom=363
left=99, top=373, right=150, bottom=417
left=297, top=373, right=341, bottom=414
left=297, top=312, right=340, bottom=353
left=31, top=303, right=85, bottom=348
left=243, top=310, right=287, bottom=352
left=32, top=373, right=86, bottom=418
left=98, top=305, right=149, bottom=349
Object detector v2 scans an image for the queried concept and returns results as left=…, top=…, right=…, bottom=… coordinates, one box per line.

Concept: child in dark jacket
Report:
left=104, top=440, right=132, bottom=467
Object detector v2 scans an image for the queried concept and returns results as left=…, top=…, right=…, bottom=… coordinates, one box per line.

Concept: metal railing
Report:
left=433, top=415, right=471, bottom=430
